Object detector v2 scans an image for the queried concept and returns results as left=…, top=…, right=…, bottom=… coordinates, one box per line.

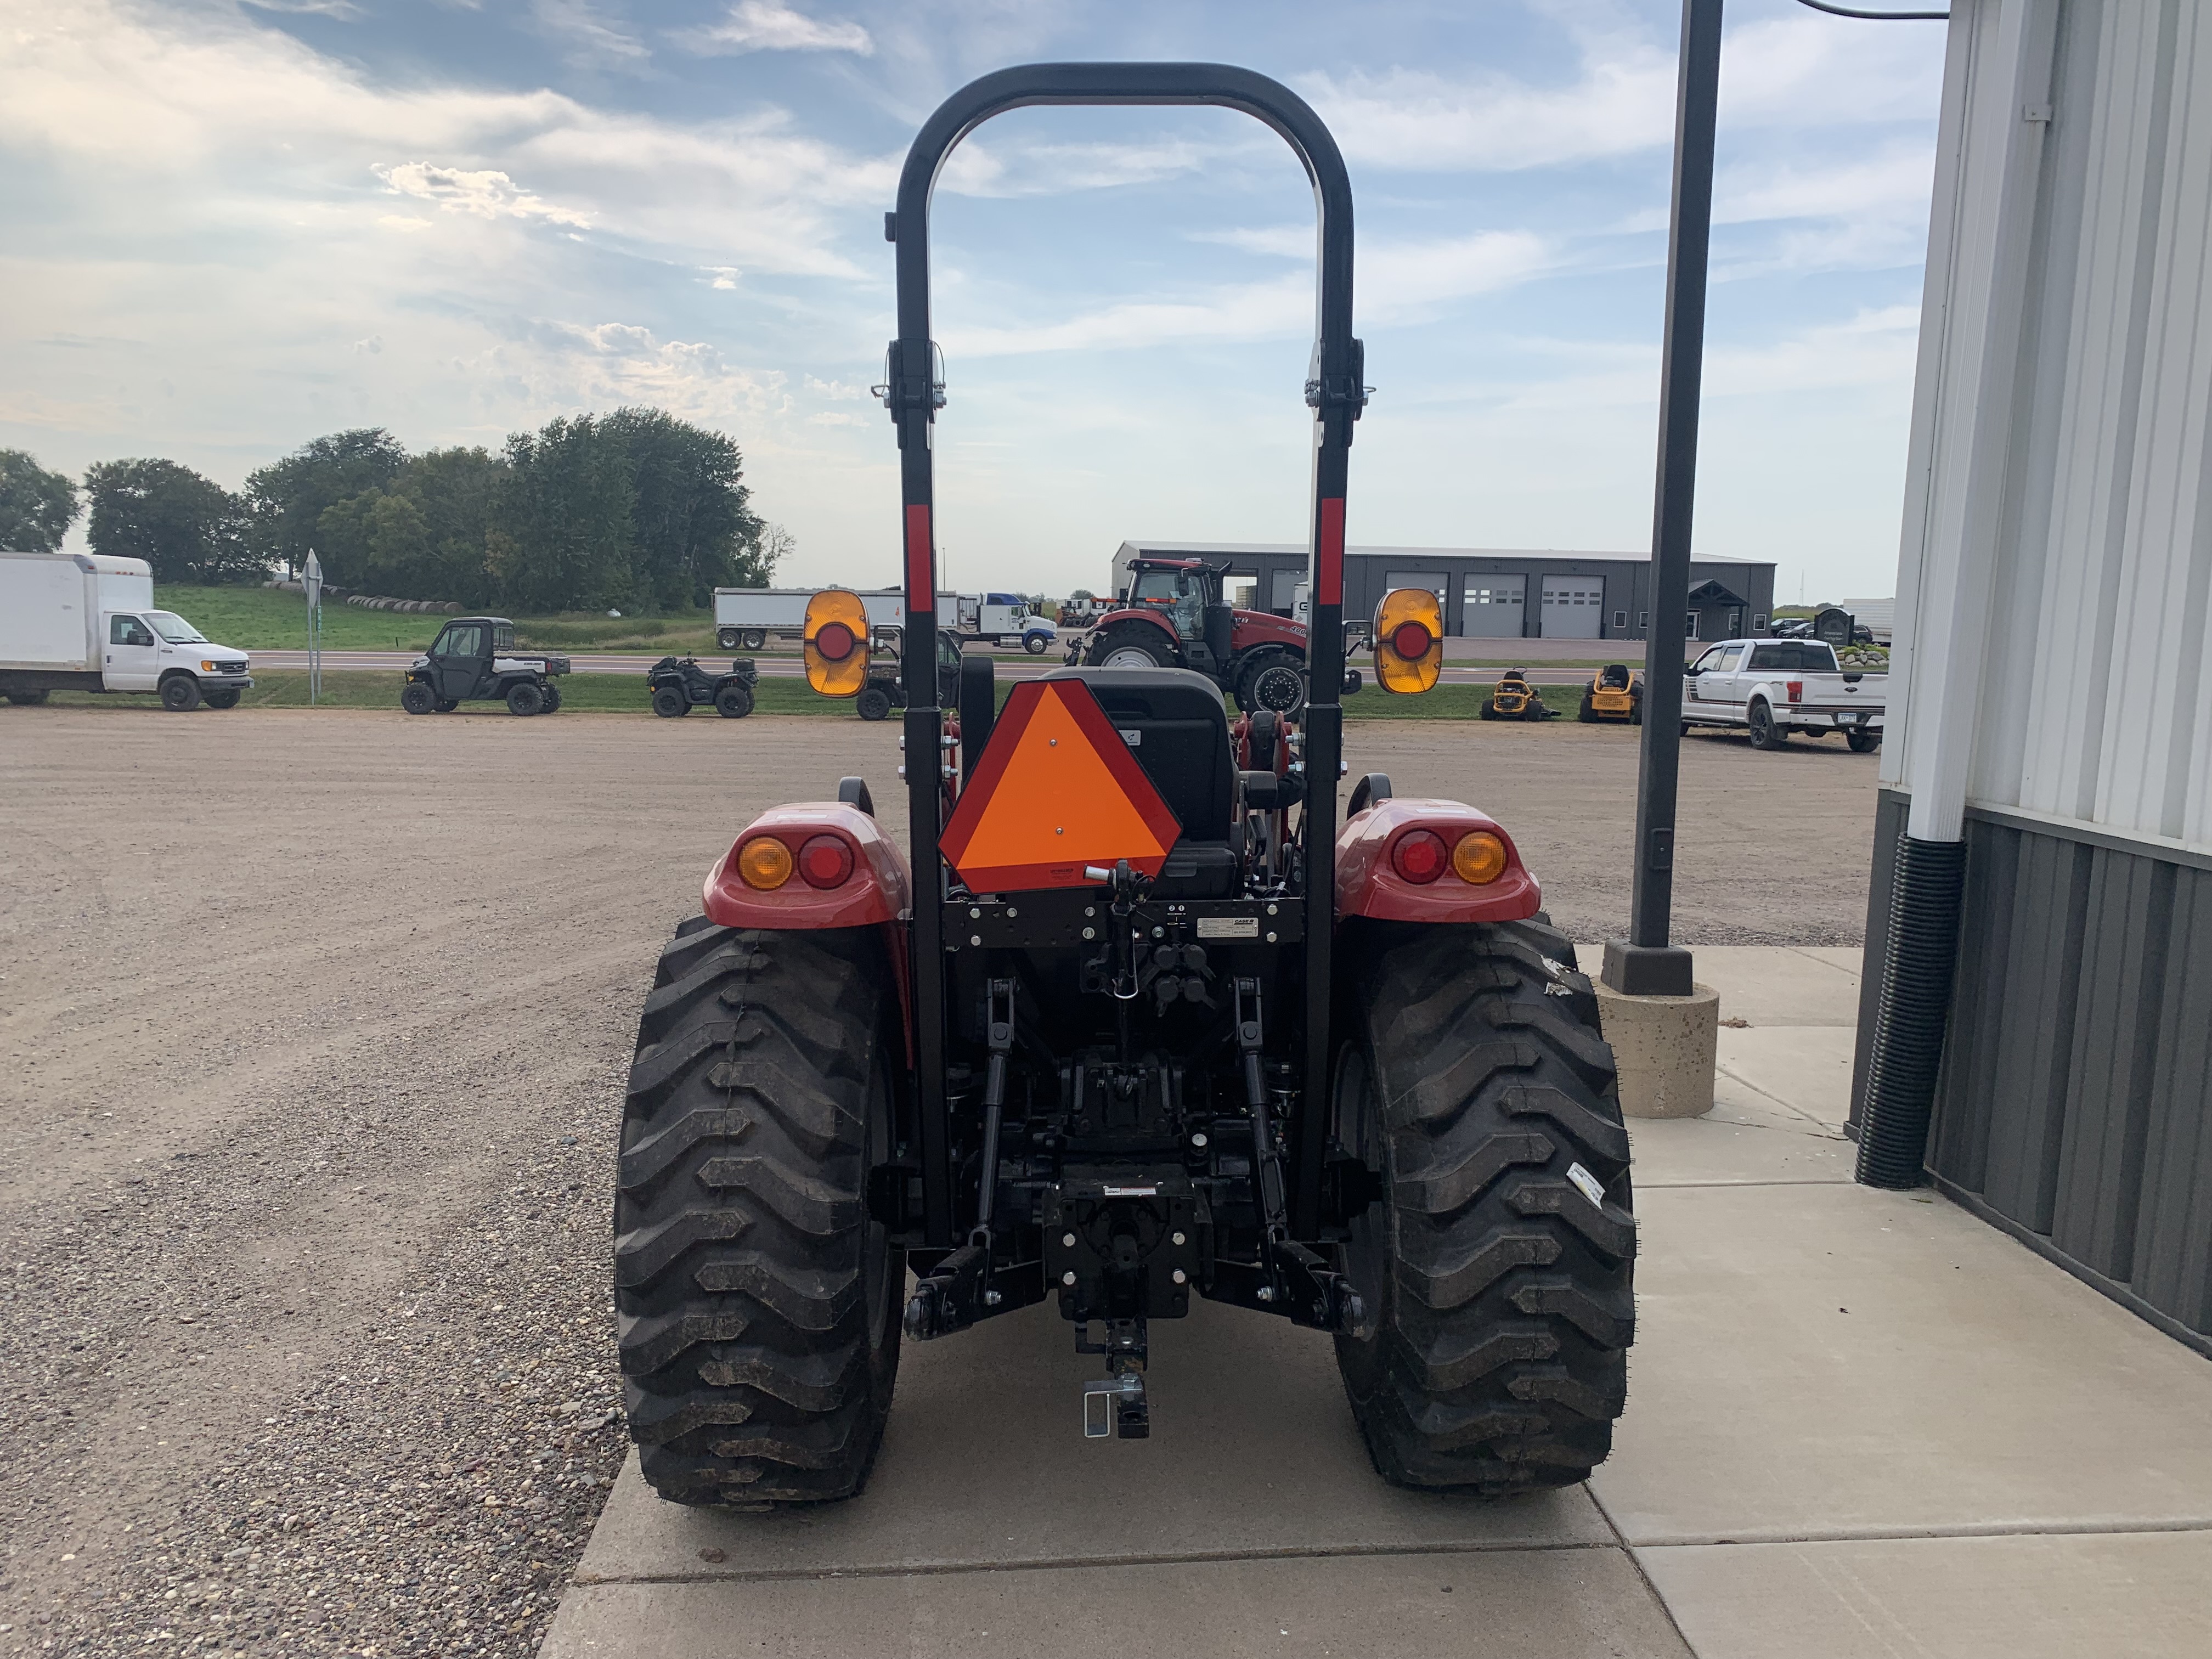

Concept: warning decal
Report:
left=939, top=678, right=1182, bottom=893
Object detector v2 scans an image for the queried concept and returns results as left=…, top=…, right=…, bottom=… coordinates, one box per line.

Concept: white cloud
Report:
left=681, top=2, right=872, bottom=57
left=374, top=162, right=593, bottom=227
left=1300, top=11, right=1943, bottom=174
left=242, top=0, right=363, bottom=16
left=939, top=136, right=1215, bottom=198
left=377, top=213, right=432, bottom=232
left=531, top=0, right=650, bottom=69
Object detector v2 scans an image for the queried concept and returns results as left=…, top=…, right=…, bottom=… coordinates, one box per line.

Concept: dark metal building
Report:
left=1110, top=541, right=1778, bottom=643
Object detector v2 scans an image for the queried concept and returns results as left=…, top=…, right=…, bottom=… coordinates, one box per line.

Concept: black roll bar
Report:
left=884, top=62, right=1365, bottom=1244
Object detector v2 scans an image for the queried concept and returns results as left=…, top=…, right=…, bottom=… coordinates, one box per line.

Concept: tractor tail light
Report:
left=797, top=833, right=855, bottom=889
left=1452, top=831, right=1508, bottom=884
left=1390, top=829, right=1448, bottom=884
left=737, top=836, right=794, bottom=890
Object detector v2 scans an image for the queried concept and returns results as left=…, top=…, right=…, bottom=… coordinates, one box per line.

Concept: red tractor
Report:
left=611, top=63, right=1634, bottom=1506
left=1081, top=557, right=1357, bottom=716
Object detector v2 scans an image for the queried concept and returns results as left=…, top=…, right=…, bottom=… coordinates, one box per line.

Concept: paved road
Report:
left=249, top=649, right=1610, bottom=686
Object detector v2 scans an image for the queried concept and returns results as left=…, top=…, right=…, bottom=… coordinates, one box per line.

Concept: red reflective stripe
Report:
left=1316, top=496, right=1345, bottom=607
left=904, top=504, right=934, bottom=618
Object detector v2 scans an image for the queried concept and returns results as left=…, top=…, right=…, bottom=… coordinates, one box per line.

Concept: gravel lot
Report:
left=0, top=706, right=1877, bottom=1657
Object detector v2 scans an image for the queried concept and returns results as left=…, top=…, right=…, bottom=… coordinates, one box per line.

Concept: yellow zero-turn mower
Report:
left=1577, top=664, right=1644, bottom=725
left=1481, top=668, right=1556, bottom=721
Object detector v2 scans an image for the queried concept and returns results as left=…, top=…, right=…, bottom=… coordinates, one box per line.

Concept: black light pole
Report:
left=1604, top=0, right=1723, bottom=1000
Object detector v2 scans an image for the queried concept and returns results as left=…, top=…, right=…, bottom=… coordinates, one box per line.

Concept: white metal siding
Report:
left=1889, top=0, right=2212, bottom=855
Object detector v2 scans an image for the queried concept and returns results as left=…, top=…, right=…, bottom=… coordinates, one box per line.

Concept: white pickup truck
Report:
left=1681, top=637, right=1884, bottom=752
left=0, top=550, right=253, bottom=712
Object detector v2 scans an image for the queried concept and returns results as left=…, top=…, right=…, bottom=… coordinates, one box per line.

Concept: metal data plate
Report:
left=949, top=893, right=1302, bottom=951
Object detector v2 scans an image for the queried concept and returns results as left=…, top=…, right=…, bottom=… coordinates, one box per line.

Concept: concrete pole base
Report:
left=1592, top=979, right=1719, bottom=1119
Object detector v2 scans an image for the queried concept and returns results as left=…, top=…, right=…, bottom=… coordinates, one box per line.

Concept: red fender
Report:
left=703, top=803, right=912, bottom=929
left=1335, top=797, right=1543, bottom=924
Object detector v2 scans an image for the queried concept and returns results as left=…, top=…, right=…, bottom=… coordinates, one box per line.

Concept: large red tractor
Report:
left=1080, top=556, right=1355, bottom=716
left=612, top=63, right=1634, bottom=1504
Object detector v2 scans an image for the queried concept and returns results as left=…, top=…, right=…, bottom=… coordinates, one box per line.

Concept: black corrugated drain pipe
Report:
left=1855, top=834, right=1968, bottom=1189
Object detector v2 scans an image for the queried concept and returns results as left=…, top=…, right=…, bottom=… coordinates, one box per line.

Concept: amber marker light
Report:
left=737, top=836, right=794, bottom=890
left=1372, top=586, right=1444, bottom=695
left=1453, top=830, right=1508, bottom=885
left=803, top=589, right=872, bottom=697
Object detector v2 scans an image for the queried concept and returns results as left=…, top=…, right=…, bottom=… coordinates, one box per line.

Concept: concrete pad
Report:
left=1714, top=1024, right=1857, bottom=1128
left=1593, top=1183, right=2212, bottom=1543
left=543, top=1545, right=1693, bottom=1659
left=1629, top=1114, right=1853, bottom=1187
left=1637, top=1529, right=2212, bottom=1659
left=575, top=1296, right=1610, bottom=1588
left=1673, top=946, right=1861, bottom=1028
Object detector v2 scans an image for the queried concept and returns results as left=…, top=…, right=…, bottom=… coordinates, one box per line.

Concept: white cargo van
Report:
left=0, top=551, right=254, bottom=711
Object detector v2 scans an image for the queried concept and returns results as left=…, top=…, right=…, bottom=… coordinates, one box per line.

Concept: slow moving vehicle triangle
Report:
left=941, top=679, right=1181, bottom=892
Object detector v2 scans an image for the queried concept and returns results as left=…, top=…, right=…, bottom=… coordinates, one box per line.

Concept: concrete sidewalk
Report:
left=543, top=947, right=2212, bottom=1659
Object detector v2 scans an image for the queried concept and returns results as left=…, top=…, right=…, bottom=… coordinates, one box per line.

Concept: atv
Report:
left=1481, top=668, right=1556, bottom=721
left=1079, top=557, right=1362, bottom=717
left=611, top=63, right=1633, bottom=1506
left=1577, top=664, right=1644, bottom=724
left=648, top=655, right=759, bottom=719
left=400, top=617, right=569, bottom=716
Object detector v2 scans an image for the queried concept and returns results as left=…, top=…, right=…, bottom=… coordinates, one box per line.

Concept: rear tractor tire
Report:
left=401, top=682, right=437, bottom=716
left=1576, top=694, right=1596, bottom=724
left=1238, top=654, right=1308, bottom=718
left=1090, top=628, right=1175, bottom=671
left=614, top=921, right=905, bottom=1505
left=1334, top=917, right=1635, bottom=1494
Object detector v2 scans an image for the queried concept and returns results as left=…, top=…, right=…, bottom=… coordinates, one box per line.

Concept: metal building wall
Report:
left=1864, top=0, right=2212, bottom=1351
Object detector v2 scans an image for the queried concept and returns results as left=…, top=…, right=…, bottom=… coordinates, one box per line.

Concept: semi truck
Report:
left=714, top=587, right=959, bottom=651
left=954, top=592, right=1057, bottom=653
left=0, top=551, right=253, bottom=711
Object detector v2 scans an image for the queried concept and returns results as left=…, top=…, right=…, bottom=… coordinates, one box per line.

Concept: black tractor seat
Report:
left=1599, top=664, right=1632, bottom=690
left=1044, top=666, right=1237, bottom=896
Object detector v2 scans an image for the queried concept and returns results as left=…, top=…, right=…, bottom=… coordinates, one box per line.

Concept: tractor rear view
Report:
left=611, top=63, right=1634, bottom=1505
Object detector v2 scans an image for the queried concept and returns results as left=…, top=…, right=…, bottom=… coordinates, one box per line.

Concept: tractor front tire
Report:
left=1334, top=918, right=1635, bottom=1495
left=615, top=921, right=905, bottom=1505
left=1238, top=654, right=1308, bottom=718
left=506, top=681, right=546, bottom=717
left=715, top=682, right=755, bottom=719
left=401, top=682, right=437, bottom=716
left=653, top=686, right=689, bottom=718
left=1088, top=628, right=1175, bottom=671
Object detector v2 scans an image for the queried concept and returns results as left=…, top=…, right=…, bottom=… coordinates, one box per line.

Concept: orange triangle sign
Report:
left=941, top=679, right=1182, bottom=892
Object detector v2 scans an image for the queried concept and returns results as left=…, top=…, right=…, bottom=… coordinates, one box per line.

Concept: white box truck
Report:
left=0, top=551, right=254, bottom=711
left=713, top=586, right=959, bottom=651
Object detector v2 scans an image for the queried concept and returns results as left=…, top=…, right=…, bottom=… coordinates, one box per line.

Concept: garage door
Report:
left=1540, top=575, right=1605, bottom=639
left=1462, top=575, right=1526, bottom=637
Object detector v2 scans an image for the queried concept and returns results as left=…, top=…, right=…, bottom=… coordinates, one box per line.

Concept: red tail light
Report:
left=1786, top=679, right=1803, bottom=703
left=1389, top=620, right=1434, bottom=661
left=797, top=833, right=855, bottom=889
left=1390, top=829, right=1447, bottom=884
left=815, top=621, right=858, bottom=662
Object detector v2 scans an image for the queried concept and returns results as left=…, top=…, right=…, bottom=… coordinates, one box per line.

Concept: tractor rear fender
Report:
left=1334, top=797, right=1542, bottom=923
left=703, top=802, right=913, bottom=930
left=1090, top=607, right=1181, bottom=643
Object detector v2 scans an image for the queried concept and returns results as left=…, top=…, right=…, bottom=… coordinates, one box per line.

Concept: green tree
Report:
left=0, top=449, right=81, bottom=552
left=82, top=459, right=257, bottom=583
left=244, top=428, right=408, bottom=584
left=494, top=415, right=637, bottom=612
left=314, top=446, right=506, bottom=603
left=598, top=407, right=770, bottom=607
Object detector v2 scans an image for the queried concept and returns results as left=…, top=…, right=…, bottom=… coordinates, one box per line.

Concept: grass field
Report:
left=153, top=585, right=724, bottom=654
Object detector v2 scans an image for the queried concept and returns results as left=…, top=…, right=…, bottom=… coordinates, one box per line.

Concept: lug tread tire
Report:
left=1336, top=917, right=1635, bottom=1495
left=614, top=922, right=902, bottom=1505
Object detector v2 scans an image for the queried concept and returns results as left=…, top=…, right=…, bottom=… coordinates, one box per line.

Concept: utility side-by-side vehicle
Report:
left=612, top=63, right=1634, bottom=1505
left=400, top=618, right=569, bottom=716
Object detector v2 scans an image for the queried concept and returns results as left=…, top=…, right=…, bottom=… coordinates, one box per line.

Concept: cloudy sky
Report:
left=0, top=0, right=1949, bottom=600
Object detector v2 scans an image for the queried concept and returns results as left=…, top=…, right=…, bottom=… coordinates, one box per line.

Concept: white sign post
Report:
left=303, top=551, right=324, bottom=706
